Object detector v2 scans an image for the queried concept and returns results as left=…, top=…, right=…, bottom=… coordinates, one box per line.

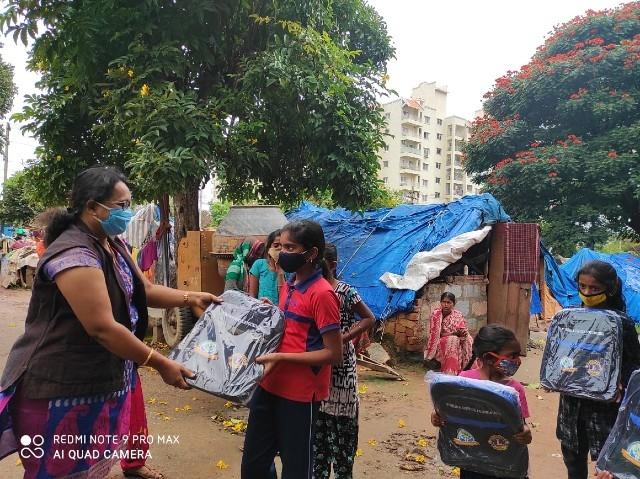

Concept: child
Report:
left=431, top=325, right=532, bottom=479
left=313, top=243, right=375, bottom=479
left=241, top=220, right=343, bottom=479
left=249, top=229, right=284, bottom=305
left=557, top=261, right=640, bottom=479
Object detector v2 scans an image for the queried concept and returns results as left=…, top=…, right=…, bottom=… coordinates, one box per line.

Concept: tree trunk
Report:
left=172, top=180, right=200, bottom=253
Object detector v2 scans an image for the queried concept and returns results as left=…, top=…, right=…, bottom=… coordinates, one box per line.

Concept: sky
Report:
left=0, top=0, right=623, bottom=196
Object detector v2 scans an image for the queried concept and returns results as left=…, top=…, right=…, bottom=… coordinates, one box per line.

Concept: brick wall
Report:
left=384, top=275, right=488, bottom=353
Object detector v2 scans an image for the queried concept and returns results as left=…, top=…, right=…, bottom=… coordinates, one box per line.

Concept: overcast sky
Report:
left=1, top=0, right=622, bottom=191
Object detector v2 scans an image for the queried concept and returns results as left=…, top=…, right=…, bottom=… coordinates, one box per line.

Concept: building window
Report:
left=436, top=148, right=442, bottom=155
left=422, top=194, right=429, bottom=202
left=424, top=116, right=431, bottom=124
left=383, top=177, right=388, bottom=183
left=385, top=113, right=391, bottom=119
left=383, top=161, right=389, bottom=167
left=435, top=192, right=441, bottom=198
left=384, top=144, right=389, bottom=151
left=422, top=163, right=429, bottom=171
left=385, top=128, right=389, bottom=134
left=423, top=132, right=429, bottom=139
left=422, top=179, right=428, bottom=187
left=435, top=162, right=441, bottom=169
left=467, top=184, right=473, bottom=193
left=437, top=118, right=443, bottom=126
left=435, top=177, right=441, bottom=184
left=437, top=133, right=443, bottom=140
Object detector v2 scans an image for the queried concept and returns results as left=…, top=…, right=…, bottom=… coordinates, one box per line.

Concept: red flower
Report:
left=608, top=150, right=618, bottom=158
left=548, top=172, right=558, bottom=178
left=548, top=157, right=558, bottom=164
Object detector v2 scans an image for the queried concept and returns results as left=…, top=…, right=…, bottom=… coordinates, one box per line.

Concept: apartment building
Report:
left=378, top=81, right=481, bottom=204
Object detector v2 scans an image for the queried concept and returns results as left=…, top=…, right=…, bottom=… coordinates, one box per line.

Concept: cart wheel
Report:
left=162, top=306, right=196, bottom=347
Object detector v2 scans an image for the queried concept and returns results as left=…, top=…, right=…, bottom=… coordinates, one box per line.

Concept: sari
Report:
left=424, top=308, right=473, bottom=375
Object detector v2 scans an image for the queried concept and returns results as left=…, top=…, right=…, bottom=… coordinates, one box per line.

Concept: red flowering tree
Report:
left=466, top=2, right=640, bottom=255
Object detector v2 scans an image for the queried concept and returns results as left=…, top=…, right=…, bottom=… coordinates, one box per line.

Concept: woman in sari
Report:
left=424, top=292, right=473, bottom=375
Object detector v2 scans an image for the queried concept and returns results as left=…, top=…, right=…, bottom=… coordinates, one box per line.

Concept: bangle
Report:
left=183, top=292, right=189, bottom=305
left=141, top=347, right=154, bottom=367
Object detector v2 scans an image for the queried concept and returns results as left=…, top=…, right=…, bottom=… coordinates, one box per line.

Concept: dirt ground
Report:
left=0, top=288, right=580, bottom=478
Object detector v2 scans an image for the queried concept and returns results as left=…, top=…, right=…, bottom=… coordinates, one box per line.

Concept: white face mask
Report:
left=268, top=247, right=280, bottom=262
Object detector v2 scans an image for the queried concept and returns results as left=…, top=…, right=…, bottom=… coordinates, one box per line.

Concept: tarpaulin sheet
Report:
left=597, top=370, right=640, bottom=478
left=427, top=372, right=528, bottom=478
left=540, top=308, right=622, bottom=401
left=543, top=247, right=640, bottom=323
left=286, top=194, right=510, bottom=320
left=168, top=290, right=284, bottom=404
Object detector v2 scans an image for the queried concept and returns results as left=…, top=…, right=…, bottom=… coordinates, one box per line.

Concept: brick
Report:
left=395, top=334, right=407, bottom=347
left=407, top=336, right=423, bottom=346
left=456, top=300, right=470, bottom=316
left=406, top=343, right=423, bottom=352
left=405, top=328, right=414, bottom=337
left=396, top=324, right=406, bottom=333
left=472, top=300, right=488, bottom=316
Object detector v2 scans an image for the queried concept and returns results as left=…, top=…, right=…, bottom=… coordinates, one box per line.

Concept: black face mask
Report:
left=278, top=250, right=309, bottom=273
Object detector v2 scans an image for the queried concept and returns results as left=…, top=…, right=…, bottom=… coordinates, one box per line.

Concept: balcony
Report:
left=401, top=161, right=419, bottom=171
left=402, top=112, right=422, bottom=126
left=400, top=146, right=422, bottom=158
left=402, top=130, right=421, bottom=142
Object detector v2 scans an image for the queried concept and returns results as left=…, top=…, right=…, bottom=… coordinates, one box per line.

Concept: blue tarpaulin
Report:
left=543, top=247, right=640, bottom=323
left=286, top=194, right=510, bottom=320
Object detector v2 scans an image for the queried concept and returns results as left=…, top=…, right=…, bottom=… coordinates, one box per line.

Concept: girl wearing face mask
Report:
left=431, top=325, right=532, bottom=479
left=557, top=261, right=640, bottom=479
left=249, top=229, right=284, bottom=305
left=0, top=166, right=220, bottom=479
left=241, top=220, right=342, bottom=479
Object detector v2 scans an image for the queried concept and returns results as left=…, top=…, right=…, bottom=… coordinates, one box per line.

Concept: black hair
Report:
left=264, top=229, right=281, bottom=258
left=440, top=292, right=456, bottom=303
left=281, top=220, right=330, bottom=279
left=576, top=260, right=625, bottom=311
left=463, top=324, right=518, bottom=371
left=45, top=166, right=128, bottom=246
left=325, top=243, right=338, bottom=263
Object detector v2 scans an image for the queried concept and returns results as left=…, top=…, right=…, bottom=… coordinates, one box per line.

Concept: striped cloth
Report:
left=500, top=223, right=540, bottom=283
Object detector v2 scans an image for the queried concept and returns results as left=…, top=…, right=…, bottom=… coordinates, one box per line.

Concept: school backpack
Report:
left=428, top=372, right=529, bottom=478
left=168, top=290, right=284, bottom=404
left=597, top=369, right=640, bottom=478
left=540, top=308, right=623, bottom=401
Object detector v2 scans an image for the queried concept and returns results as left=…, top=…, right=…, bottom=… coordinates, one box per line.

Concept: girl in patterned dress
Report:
left=313, top=243, right=375, bottom=479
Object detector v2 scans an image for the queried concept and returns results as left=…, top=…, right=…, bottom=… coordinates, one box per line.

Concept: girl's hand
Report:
left=188, top=291, right=222, bottom=310
left=431, top=411, right=445, bottom=427
left=595, top=471, right=614, bottom=479
left=156, top=357, right=195, bottom=390
left=513, top=424, right=532, bottom=445
left=256, top=353, right=282, bottom=377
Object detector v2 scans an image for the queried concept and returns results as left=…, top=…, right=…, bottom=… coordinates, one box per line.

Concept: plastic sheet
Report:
left=168, top=290, right=284, bottom=404
left=286, top=194, right=510, bottom=320
left=597, top=370, right=640, bottom=478
left=427, top=372, right=528, bottom=478
left=540, top=308, right=622, bottom=401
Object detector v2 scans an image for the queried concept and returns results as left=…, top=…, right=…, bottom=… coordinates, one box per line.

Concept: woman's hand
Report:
left=155, top=356, right=195, bottom=390
left=513, top=424, right=532, bottom=445
left=455, top=328, right=467, bottom=337
left=188, top=291, right=222, bottom=310
left=256, top=353, right=282, bottom=378
left=431, top=411, right=445, bottom=427
left=595, top=471, right=614, bottom=479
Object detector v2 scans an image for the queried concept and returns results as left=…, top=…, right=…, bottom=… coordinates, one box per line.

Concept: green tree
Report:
left=209, top=201, right=232, bottom=228
left=0, top=170, right=40, bottom=226
left=0, top=48, right=15, bottom=149
left=3, top=0, right=394, bottom=243
left=465, top=2, right=640, bottom=255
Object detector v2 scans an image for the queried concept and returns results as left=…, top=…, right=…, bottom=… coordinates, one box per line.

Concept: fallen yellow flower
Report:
left=159, top=400, right=168, bottom=405
left=367, top=439, right=377, bottom=446
left=452, top=466, right=461, bottom=477
left=417, top=437, right=429, bottom=447
left=224, top=401, right=233, bottom=408
left=398, top=419, right=406, bottom=428
left=358, top=385, right=368, bottom=395
left=216, top=460, right=229, bottom=470
left=15, top=458, right=22, bottom=466
left=147, top=398, right=157, bottom=405
left=355, top=449, right=364, bottom=457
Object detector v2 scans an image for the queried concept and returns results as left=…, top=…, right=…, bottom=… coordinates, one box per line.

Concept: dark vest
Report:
left=0, top=222, right=149, bottom=399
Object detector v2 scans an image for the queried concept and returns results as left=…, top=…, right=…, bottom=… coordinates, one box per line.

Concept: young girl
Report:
left=241, top=220, right=343, bottom=479
left=249, top=229, right=284, bottom=305
left=431, top=325, right=532, bottom=479
left=557, top=261, right=640, bottom=479
left=313, top=243, right=375, bottom=479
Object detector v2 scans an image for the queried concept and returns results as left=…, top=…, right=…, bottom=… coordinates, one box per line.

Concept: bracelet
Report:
left=183, top=292, right=190, bottom=305
left=141, top=347, right=154, bottom=367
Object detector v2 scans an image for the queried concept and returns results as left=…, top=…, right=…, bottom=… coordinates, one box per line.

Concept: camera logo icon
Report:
left=19, top=434, right=45, bottom=459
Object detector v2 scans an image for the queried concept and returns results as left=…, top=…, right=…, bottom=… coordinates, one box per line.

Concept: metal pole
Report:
left=1, top=122, right=9, bottom=237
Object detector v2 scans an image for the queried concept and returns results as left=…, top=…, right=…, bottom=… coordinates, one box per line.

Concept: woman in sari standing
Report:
left=424, top=292, right=473, bottom=375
